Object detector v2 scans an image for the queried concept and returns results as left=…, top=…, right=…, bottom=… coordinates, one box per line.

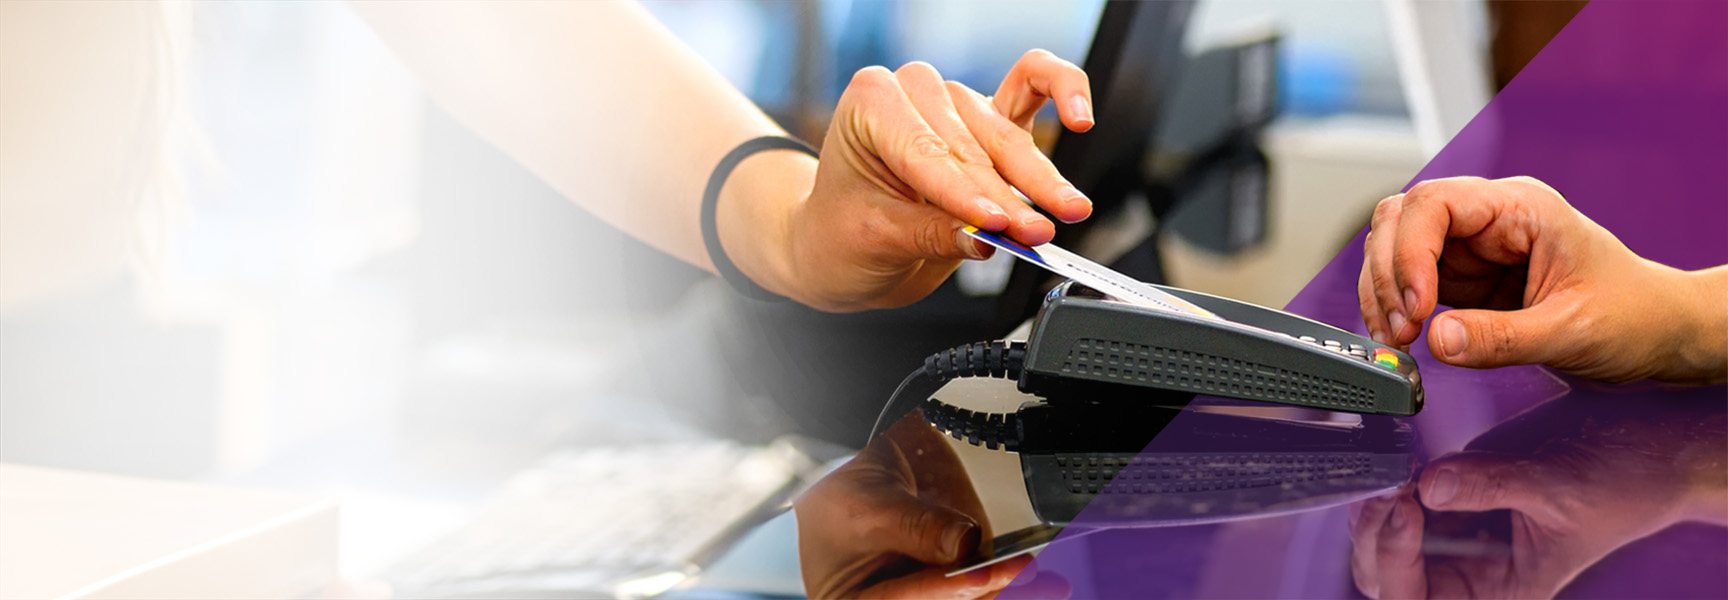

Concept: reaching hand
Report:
left=1348, top=396, right=1726, bottom=599
left=1357, top=176, right=1726, bottom=384
left=760, top=50, right=1095, bottom=311
left=795, top=411, right=1042, bottom=599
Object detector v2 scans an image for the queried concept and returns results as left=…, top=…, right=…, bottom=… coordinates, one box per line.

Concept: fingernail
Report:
left=957, top=229, right=989, bottom=259
left=1058, top=185, right=1088, bottom=204
left=1388, top=312, right=1408, bottom=338
left=942, top=521, right=978, bottom=561
left=1436, top=317, right=1466, bottom=359
left=1069, top=95, right=1093, bottom=128
left=1020, top=211, right=1046, bottom=227
left=1402, top=288, right=1420, bottom=316
left=1370, top=329, right=1387, bottom=345
left=1056, top=185, right=1092, bottom=223
left=953, top=567, right=995, bottom=594
left=1427, top=467, right=1459, bottom=506
left=1390, top=502, right=1408, bottom=529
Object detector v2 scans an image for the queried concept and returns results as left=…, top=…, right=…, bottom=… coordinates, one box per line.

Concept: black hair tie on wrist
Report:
left=701, top=135, right=818, bottom=303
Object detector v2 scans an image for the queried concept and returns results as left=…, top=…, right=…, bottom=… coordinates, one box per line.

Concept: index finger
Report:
left=1391, top=177, right=1519, bottom=326
left=951, top=81, right=1091, bottom=225
left=993, top=49, right=1093, bottom=132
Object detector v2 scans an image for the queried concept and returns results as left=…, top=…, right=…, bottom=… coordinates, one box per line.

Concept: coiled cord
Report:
left=865, top=340, right=1028, bottom=445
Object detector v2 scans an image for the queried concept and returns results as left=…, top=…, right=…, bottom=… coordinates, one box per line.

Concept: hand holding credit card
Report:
left=963, top=226, right=1219, bottom=319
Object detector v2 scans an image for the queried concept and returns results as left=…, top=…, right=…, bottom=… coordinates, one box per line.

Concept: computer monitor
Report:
left=994, top=0, right=1196, bottom=324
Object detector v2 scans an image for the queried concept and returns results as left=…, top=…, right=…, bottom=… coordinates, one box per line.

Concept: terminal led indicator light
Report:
left=1373, top=348, right=1400, bottom=369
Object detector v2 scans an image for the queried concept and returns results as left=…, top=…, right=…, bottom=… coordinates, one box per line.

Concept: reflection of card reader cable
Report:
left=869, top=280, right=1423, bottom=442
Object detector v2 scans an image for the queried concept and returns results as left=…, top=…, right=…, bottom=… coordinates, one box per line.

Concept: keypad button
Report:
left=1299, top=336, right=1317, bottom=344
left=1323, top=339, right=1342, bottom=348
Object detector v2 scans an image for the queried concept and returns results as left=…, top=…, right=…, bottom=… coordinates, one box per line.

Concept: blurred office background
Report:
left=0, top=0, right=1580, bottom=579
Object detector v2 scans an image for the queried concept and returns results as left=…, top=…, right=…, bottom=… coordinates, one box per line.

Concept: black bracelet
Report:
left=701, top=135, right=819, bottom=302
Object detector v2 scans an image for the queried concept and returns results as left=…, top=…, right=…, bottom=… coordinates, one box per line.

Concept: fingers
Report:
left=1391, top=178, right=1495, bottom=329
left=895, top=62, right=1055, bottom=243
left=993, top=49, right=1093, bottom=132
left=950, top=81, right=1092, bottom=225
left=1361, top=176, right=1555, bottom=347
left=861, top=556, right=1032, bottom=600
left=994, top=567, right=1072, bottom=600
left=1348, top=493, right=1396, bottom=598
left=1418, top=452, right=1547, bottom=513
left=858, top=487, right=982, bottom=565
left=844, top=66, right=1012, bottom=234
left=1426, top=304, right=1566, bottom=369
left=1390, top=176, right=1550, bottom=327
left=1374, top=490, right=1429, bottom=599
left=1363, top=195, right=1414, bottom=345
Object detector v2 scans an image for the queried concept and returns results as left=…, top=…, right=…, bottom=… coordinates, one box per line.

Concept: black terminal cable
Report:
left=865, top=340, right=1028, bottom=445
left=919, top=397, right=1020, bottom=451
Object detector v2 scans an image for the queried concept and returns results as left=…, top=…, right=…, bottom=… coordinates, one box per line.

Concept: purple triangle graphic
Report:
left=1006, top=1, right=1726, bottom=597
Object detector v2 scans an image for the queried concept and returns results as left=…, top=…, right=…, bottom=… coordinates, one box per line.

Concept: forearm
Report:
left=351, top=0, right=792, bottom=271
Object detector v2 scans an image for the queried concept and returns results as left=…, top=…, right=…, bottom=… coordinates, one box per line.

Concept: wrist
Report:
left=1666, top=265, right=1728, bottom=384
left=713, top=147, right=818, bottom=303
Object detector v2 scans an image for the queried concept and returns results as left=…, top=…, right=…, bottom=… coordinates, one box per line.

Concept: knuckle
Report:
left=1022, top=48, right=1056, bottom=62
left=898, top=506, right=941, bottom=542
left=1483, top=317, right=1520, bottom=359
left=1358, top=285, right=1379, bottom=314
left=895, top=60, right=939, bottom=78
left=905, top=133, right=952, bottom=160
left=990, top=118, right=1036, bottom=148
left=915, top=221, right=951, bottom=257
left=849, top=65, right=892, bottom=88
left=951, top=143, right=993, bottom=167
left=1402, top=185, right=1434, bottom=209
left=1473, top=472, right=1508, bottom=507
left=1372, top=195, right=1401, bottom=222
left=1368, top=266, right=1396, bottom=296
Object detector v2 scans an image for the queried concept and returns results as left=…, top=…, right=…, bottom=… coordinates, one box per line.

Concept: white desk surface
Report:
left=0, top=463, right=336, bottom=600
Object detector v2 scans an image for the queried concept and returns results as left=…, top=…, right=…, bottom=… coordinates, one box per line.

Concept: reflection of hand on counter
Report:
left=1348, top=394, right=1727, bottom=599
left=795, top=411, right=1044, bottom=599
left=1356, top=175, right=1726, bottom=384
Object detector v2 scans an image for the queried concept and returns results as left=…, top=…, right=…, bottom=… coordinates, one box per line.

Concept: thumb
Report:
left=1426, top=305, right=1565, bottom=369
left=905, top=214, right=993, bottom=262
left=863, top=492, right=982, bottom=566
left=1418, top=451, right=1545, bottom=512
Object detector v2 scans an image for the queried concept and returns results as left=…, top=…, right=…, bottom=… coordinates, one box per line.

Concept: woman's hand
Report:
left=723, top=50, right=1094, bottom=312
left=795, top=411, right=1039, bottom=599
left=1357, top=176, right=1727, bottom=383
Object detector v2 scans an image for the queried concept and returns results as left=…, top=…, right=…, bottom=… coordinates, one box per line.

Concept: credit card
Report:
left=945, top=524, right=1097, bottom=577
left=963, top=226, right=1219, bottom=319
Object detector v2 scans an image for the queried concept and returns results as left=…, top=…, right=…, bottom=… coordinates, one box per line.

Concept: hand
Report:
left=736, top=50, right=1094, bottom=311
left=795, top=411, right=1042, bottom=599
left=1347, top=396, right=1726, bottom=599
left=1357, top=175, right=1727, bottom=383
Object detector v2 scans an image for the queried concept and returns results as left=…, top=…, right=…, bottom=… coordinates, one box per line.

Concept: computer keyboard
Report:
left=387, top=438, right=831, bottom=599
